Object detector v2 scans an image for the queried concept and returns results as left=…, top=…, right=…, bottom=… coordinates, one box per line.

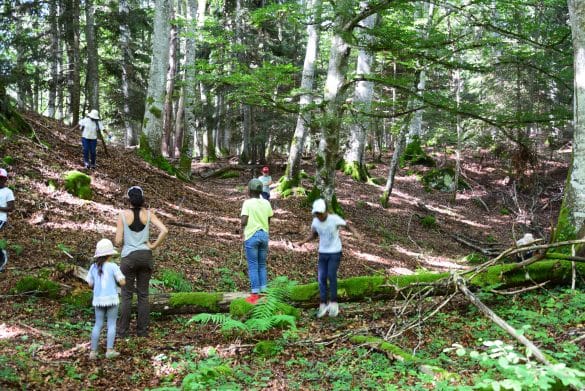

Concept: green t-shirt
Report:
left=241, top=197, right=273, bottom=240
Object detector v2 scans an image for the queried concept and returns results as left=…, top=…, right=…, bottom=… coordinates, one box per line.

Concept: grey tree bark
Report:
left=63, top=0, right=81, bottom=124
left=47, top=0, right=59, bottom=118
left=85, top=0, right=99, bottom=112
left=120, top=0, right=138, bottom=146
left=284, top=0, right=322, bottom=186
left=142, top=0, right=171, bottom=155
left=163, top=0, right=178, bottom=157
left=343, top=2, right=377, bottom=181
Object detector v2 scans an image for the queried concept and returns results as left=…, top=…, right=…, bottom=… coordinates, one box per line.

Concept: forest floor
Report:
left=0, top=112, right=583, bottom=390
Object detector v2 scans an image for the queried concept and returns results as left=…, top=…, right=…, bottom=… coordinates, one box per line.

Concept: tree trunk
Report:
left=284, top=0, right=322, bottom=186
left=162, top=1, right=178, bottom=157
left=120, top=0, right=138, bottom=146
left=343, top=2, right=377, bottom=182
left=381, top=119, right=409, bottom=207
left=315, top=26, right=352, bottom=206
left=85, top=0, right=99, bottom=113
left=142, top=0, right=171, bottom=155
left=72, top=259, right=582, bottom=315
left=561, top=0, right=585, bottom=238
left=63, top=0, right=81, bottom=124
left=47, top=0, right=59, bottom=118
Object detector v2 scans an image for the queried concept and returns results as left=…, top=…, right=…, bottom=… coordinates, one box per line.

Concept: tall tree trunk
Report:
left=452, top=68, right=462, bottom=203
left=163, top=1, right=178, bottom=157
left=343, top=2, right=377, bottom=182
left=381, top=119, right=409, bottom=207
left=560, top=0, right=585, bottom=238
left=48, top=0, right=59, bottom=118
left=119, top=0, right=138, bottom=146
left=315, top=30, right=352, bottom=206
left=142, top=0, right=171, bottom=155
left=63, top=0, right=81, bottom=124
left=284, top=0, right=322, bottom=186
left=85, top=0, right=99, bottom=112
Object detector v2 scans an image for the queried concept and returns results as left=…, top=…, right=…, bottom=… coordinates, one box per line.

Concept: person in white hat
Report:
left=297, top=198, right=361, bottom=318
left=0, top=168, right=14, bottom=272
left=77, top=109, right=108, bottom=169
left=86, top=238, right=126, bottom=360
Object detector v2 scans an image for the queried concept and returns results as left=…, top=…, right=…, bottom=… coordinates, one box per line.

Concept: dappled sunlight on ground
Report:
left=0, top=323, right=24, bottom=339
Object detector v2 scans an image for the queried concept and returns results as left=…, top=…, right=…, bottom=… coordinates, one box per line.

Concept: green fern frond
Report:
left=269, top=315, right=297, bottom=330
left=188, top=313, right=247, bottom=331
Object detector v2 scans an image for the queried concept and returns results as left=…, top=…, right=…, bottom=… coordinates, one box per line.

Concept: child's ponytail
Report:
left=94, top=255, right=108, bottom=276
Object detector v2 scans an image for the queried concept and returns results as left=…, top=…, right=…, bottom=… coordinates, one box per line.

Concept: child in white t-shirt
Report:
left=258, top=166, right=273, bottom=200
left=297, top=199, right=360, bottom=318
left=86, top=239, right=126, bottom=360
left=0, top=168, right=15, bottom=272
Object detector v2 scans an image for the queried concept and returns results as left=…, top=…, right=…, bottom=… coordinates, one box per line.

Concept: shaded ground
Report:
left=0, top=112, right=576, bottom=390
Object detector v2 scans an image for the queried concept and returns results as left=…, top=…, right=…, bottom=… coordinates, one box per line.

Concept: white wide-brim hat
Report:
left=88, top=109, right=100, bottom=119
left=94, top=238, right=118, bottom=258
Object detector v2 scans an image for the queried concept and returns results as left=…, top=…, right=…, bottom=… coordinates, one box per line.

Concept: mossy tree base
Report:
left=341, top=160, right=369, bottom=182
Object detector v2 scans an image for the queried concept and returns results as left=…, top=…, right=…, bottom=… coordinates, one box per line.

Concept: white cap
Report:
left=312, top=199, right=326, bottom=214
left=88, top=109, right=100, bottom=119
left=0, top=168, right=7, bottom=178
left=94, top=239, right=118, bottom=258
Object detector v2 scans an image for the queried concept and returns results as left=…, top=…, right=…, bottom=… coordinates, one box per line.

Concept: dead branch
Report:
left=455, top=275, right=551, bottom=366
left=490, top=280, right=550, bottom=295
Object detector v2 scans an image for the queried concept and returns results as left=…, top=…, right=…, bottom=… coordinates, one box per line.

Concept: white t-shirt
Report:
left=0, top=187, right=15, bottom=222
left=311, top=214, right=346, bottom=254
left=79, top=117, right=103, bottom=139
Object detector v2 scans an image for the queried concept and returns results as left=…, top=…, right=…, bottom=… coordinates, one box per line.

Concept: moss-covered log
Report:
left=153, top=259, right=584, bottom=314
left=75, top=260, right=584, bottom=315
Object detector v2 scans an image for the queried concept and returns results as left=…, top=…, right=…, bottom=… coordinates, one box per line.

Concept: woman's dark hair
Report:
left=94, top=256, right=108, bottom=276
left=127, top=186, right=145, bottom=208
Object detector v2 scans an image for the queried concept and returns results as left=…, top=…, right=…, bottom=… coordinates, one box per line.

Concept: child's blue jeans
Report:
left=81, top=137, right=97, bottom=167
left=91, top=305, right=118, bottom=351
left=318, top=252, right=342, bottom=303
left=244, top=230, right=269, bottom=293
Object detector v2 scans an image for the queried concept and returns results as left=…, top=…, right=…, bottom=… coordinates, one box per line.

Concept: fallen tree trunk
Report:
left=71, top=259, right=584, bottom=315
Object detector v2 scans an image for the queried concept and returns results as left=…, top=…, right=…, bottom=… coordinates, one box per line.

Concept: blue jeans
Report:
left=318, top=252, right=342, bottom=303
left=81, top=137, right=97, bottom=167
left=91, top=305, right=118, bottom=351
left=244, top=230, right=269, bottom=293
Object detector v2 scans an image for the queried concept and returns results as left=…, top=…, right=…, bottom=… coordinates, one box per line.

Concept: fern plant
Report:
left=188, top=276, right=298, bottom=335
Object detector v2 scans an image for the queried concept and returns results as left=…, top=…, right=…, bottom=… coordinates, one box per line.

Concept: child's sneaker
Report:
left=317, top=303, right=329, bottom=318
left=89, top=351, right=98, bottom=360
left=245, top=293, right=260, bottom=305
left=328, top=302, right=339, bottom=317
left=105, top=350, right=120, bottom=359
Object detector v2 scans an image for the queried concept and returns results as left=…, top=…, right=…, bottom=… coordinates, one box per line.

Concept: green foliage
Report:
left=189, top=277, right=298, bottom=335
left=2, top=155, right=14, bottom=165
left=464, top=252, right=488, bottom=264
left=63, top=171, right=92, bottom=200
left=420, top=215, right=437, bottom=229
left=446, top=340, right=585, bottom=390
left=349, top=335, right=416, bottom=362
left=253, top=340, right=282, bottom=357
left=13, top=276, right=60, bottom=298
left=159, top=269, right=193, bottom=292
left=218, top=170, right=239, bottom=179
left=420, top=167, right=469, bottom=192
left=180, top=353, right=235, bottom=390
left=500, top=207, right=510, bottom=215
left=341, top=160, right=368, bottom=182
left=400, top=136, right=435, bottom=168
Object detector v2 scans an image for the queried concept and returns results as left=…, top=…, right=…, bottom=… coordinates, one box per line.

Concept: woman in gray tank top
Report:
left=115, top=186, right=168, bottom=337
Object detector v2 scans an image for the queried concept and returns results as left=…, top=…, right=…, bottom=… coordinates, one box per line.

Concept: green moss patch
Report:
left=421, top=167, right=469, bottom=192
left=253, top=340, right=282, bottom=357
left=13, top=276, right=61, bottom=298
left=230, top=298, right=254, bottom=318
left=64, top=170, right=92, bottom=200
left=350, top=335, right=416, bottom=362
left=169, top=292, right=223, bottom=311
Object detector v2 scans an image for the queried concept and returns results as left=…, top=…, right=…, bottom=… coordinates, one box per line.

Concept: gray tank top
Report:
left=121, top=210, right=150, bottom=257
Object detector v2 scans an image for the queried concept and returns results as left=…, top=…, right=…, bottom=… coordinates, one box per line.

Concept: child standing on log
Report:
left=86, top=239, right=126, bottom=360
left=241, top=178, right=273, bottom=304
left=297, top=199, right=360, bottom=318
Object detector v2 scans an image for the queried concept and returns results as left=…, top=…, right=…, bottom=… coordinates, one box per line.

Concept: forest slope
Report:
left=0, top=112, right=577, bottom=390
